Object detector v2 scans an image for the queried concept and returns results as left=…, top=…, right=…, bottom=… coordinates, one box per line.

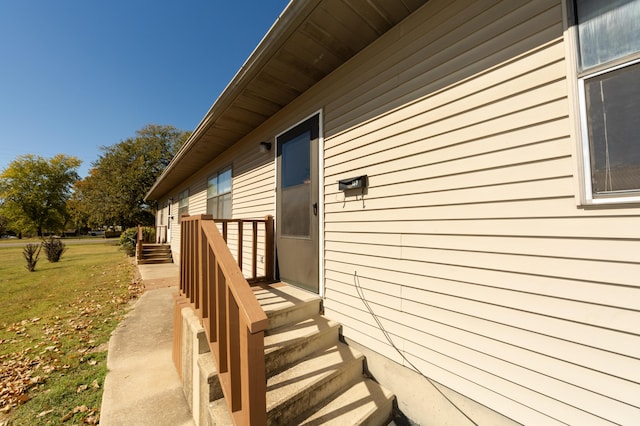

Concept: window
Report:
left=574, top=0, right=640, bottom=203
left=207, top=167, right=232, bottom=219
left=178, top=189, right=189, bottom=221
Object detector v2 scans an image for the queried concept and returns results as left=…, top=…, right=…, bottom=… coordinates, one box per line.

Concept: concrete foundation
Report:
left=344, top=337, right=519, bottom=426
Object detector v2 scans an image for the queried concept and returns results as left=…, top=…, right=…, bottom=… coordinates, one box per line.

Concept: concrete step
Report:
left=267, top=342, right=364, bottom=425
left=264, top=315, right=340, bottom=377
left=202, top=283, right=394, bottom=426
left=253, top=284, right=322, bottom=331
left=296, top=378, right=395, bottom=426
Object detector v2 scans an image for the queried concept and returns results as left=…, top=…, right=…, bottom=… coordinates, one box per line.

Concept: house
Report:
left=145, top=0, right=640, bottom=424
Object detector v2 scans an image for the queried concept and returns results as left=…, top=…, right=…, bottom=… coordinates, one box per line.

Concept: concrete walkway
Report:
left=100, top=263, right=194, bottom=426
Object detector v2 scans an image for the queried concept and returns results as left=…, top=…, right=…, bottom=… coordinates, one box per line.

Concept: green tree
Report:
left=72, top=124, right=189, bottom=229
left=0, top=154, right=81, bottom=236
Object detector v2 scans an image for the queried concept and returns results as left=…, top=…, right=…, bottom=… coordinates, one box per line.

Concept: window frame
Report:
left=570, top=0, right=640, bottom=205
left=577, top=57, right=640, bottom=205
left=207, top=166, right=232, bottom=219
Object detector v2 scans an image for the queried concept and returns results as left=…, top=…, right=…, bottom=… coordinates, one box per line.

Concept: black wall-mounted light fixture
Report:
left=259, top=141, right=272, bottom=153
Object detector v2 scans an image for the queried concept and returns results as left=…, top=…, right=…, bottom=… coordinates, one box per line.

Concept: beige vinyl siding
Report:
left=317, top=0, right=640, bottom=424
left=189, top=177, right=207, bottom=216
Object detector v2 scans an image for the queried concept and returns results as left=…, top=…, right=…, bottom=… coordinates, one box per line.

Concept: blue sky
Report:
left=0, top=0, right=290, bottom=177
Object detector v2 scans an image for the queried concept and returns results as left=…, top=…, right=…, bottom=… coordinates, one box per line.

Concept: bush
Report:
left=141, top=227, right=155, bottom=243
left=23, top=243, right=41, bottom=272
left=42, top=236, right=67, bottom=262
left=119, top=227, right=138, bottom=257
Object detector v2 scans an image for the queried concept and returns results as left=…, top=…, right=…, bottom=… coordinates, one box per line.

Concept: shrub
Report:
left=23, top=243, right=42, bottom=272
left=141, top=227, right=155, bottom=243
left=119, top=227, right=138, bottom=257
left=42, top=236, right=67, bottom=262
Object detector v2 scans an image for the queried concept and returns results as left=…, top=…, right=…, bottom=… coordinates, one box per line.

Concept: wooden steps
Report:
left=138, top=243, right=173, bottom=264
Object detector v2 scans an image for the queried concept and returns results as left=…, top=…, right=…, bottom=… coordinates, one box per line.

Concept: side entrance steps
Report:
left=137, top=243, right=173, bottom=264
left=183, top=283, right=395, bottom=425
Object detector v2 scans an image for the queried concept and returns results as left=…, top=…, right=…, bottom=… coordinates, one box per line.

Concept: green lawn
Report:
left=0, top=241, right=139, bottom=425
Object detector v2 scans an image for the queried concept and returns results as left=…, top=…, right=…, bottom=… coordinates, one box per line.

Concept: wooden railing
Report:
left=136, top=225, right=161, bottom=260
left=179, top=214, right=272, bottom=425
left=215, top=217, right=274, bottom=282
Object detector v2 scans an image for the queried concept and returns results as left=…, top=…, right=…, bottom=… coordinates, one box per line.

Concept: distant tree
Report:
left=72, top=124, right=189, bottom=230
left=0, top=208, right=8, bottom=236
left=0, top=154, right=81, bottom=236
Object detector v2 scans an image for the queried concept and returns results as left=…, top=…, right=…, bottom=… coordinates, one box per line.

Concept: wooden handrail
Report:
left=179, top=214, right=272, bottom=425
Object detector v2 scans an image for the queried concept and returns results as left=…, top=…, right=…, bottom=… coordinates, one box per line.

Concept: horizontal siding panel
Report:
left=326, top=259, right=640, bottom=384
left=327, top=239, right=639, bottom=288
left=325, top=296, right=570, bottom=425
left=326, top=232, right=639, bottom=263
left=233, top=162, right=273, bottom=186
left=325, top=252, right=640, bottom=357
left=324, top=216, right=640, bottom=239
left=325, top=116, right=571, bottom=181
left=401, top=339, right=611, bottom=426
left=326, top=177, right=575, bottom=212
left=325, top=86, right=568, bottom=169
left=325, top=39, right=566, bottom=150
left=325, top=138, right=572, bottom=196
left=323, top=306, right=404, bottom=366
left=329, top=286, right=640, bottom=419
left=326, top=242, right=640, bottom=330
left=324, top=197, right=637, bottom=221
left=324, top=269, right=402, bottom=299
left=401, top=286, right=640, bottom=360
left=325, top=256, right=640, bottom=313
left=396, top=315, right=640, bottom=424
left=325, top=275, right=402, bottom=310
left=326, top=56, right=565, bottom=160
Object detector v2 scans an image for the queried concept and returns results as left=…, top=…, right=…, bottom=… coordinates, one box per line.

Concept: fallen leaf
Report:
left=37, top=409, right=53, bottom=417
left=76, top=384, right=88, bottom=393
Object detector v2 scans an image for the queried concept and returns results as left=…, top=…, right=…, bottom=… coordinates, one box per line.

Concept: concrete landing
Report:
left=100, top=263, right=193, bottom=426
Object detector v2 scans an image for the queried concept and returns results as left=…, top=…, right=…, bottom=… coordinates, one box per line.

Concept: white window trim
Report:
left=578, top=57, right=640, bottom=205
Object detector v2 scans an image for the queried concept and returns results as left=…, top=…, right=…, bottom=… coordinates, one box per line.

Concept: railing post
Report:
left=265, top=215, right=274, bottom=281
left=252, top=221, right=258, bottom=279
left=237, top=221, right=243, bottom=271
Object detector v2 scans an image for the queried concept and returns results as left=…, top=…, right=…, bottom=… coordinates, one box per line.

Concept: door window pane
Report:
left=281, top=131, right=310, bottom=189
left=280, top=129, right=311, bottom=237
